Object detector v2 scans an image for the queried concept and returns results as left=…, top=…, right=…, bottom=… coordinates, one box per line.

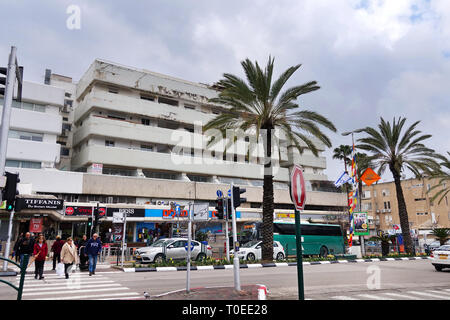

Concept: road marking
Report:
left=23, top=283, right=122, bottom=292
left=331, top=296, right=358, bottom=300
left=23, top=286, right=130, bottom=296
left=407, top=291, right=450, bottom=299
left=357, top=294, right=394, bottom=300
left=19, top=280, right=115, bottom=288
left=34, top=292, right=141, bottom=300
left=383, top=292, right=422, bottom=300
left=196, top=266, right=214, bottom=270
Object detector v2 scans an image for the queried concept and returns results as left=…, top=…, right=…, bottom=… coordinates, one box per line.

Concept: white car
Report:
left=431, top=245, right=450, bottom=271
left=135, top=238, right=212, bottom=263
left=231, top=240, right=285, bottom=261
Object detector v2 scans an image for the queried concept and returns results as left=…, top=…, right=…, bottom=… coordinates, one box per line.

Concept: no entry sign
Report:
left=290, top=165, right=306, bottom=211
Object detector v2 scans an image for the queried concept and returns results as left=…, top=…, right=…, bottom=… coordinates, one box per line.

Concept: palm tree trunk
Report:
left=262, top=126, right=274, bottom=262
left=391, top=167, right=414, bottom=254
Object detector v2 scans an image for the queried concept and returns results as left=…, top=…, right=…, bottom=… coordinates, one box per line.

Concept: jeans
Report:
left=88, top=254, right=97, bottom=273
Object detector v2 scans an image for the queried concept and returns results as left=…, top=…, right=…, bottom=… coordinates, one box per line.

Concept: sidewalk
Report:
left=150, top=285, right=268, bottom=300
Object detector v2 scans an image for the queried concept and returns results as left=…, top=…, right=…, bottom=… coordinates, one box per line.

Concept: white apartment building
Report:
left=1, top=59, right=347, bottom=251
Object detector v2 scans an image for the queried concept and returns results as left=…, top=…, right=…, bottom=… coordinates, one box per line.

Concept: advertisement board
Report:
left=352, top=211, right=370, bottom=236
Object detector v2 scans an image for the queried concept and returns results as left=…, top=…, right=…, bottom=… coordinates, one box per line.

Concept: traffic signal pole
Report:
left=224, top=199, right=230, bottom=261
left=230, top=183, right=241, bottom=291
left=1, top=47, right=18, bottom=272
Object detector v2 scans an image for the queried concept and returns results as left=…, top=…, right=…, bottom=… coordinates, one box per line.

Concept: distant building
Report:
left=361, top=178, right=450, bottom=243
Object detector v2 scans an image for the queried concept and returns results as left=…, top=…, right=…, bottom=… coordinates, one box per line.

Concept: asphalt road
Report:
left=0, top=259, right=449, bottom=300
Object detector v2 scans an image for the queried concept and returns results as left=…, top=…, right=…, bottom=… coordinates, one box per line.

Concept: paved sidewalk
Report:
left=150, top=285, right=267, bottom=300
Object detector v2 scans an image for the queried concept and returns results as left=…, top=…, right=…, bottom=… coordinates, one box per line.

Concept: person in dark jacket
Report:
left=33, top=234, right=48, bottom=280
left=17, top=232, right=35, bottom=264
left=85, top=233, right=102, bottom=276
left=77, top=234, right=88, bottom=270
left=12, top=233, right=23, bottom=263
left=51, top=235, right=65, bottom=270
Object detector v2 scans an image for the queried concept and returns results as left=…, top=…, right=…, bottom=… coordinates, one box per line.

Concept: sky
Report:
left=1, top=0, right=449, bottom=183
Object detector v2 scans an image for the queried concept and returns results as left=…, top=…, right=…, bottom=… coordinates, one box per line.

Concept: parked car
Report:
left=425, top=241, right=443, bottom=254
left=135, top=238, right=212, bottom=263
left=430, top=245, right=450, bottom=271
left=230, top=240, right=285, bottom=261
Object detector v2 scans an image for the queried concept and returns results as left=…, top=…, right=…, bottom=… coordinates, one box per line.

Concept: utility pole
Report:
left=1, top=47, right=23, bottom=272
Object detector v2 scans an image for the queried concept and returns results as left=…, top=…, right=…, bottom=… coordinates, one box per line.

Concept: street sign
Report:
left=360, top=167, right=381, bottom=186
left=193, top=202, right=209, bottom=221
left=216, top=190, right=223, bottom=198
left=290, top=165, right=306, bottom=211
left=113, top=212, right=125, bottom=223
left=185, top=241, right=195, bottom=251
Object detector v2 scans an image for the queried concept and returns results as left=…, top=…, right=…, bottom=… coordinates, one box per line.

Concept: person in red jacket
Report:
left=33, top=234, right=48, bottom=280
left=51, top=235, right=64, bottom=270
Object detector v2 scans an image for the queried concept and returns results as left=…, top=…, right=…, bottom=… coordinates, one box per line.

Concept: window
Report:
left=141, top=118, right=151, bottom=126
left=64, top=99, right=73, bottom=107
left=158, top=97, right=178, bottom=107
left=60, top=148, right=70, bottom=156
left=140, top=94, right=155, bottom=101
left=8, top=130, right=43, bottom=142
left=6, top=160, right=41, bottom=169
left=108, top=86, right=119, bottom=94
left=65, top=93, right=72, bottom=98
left=382, top=189, right=390, bottom=196
left=63, top=117, right=69, bottom=121
left=7, top=99, right=46, bottom=112
left=187, top=174, right=209, bottom=183
left=107, top=114, right=126, bottom=121
left=105, top=140, right=115, bottom=147
left=62, top=123, right=72, bottom=131
left=415, top=198, right=426, bottom=201
left=140, top=144, right=153, bottom=151
left=184, top=104, right=196, bottom=110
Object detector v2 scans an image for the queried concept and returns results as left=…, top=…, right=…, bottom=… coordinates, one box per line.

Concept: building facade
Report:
left=361, top=178, right=450, bottom=242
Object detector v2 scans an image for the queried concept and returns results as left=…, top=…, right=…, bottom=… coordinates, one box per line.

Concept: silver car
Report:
left=135, top=238, right=212, bottom=263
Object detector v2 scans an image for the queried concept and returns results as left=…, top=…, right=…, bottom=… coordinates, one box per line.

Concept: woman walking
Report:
left=60, top=237, right=79, bottom=279
left=32, top=234, right=48, bottom=280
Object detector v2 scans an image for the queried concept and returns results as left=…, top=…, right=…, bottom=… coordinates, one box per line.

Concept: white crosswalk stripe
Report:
left=357, top=294, right=393, bottom=300
left=331, top=296, right=358, bottom=300
left=383, top=292, right=423, bottom=300
left=330, top=289, right=450, bottom=300
left=407, top=291, right=450, bottom=300
left=15, top=271, right=140, bottom=300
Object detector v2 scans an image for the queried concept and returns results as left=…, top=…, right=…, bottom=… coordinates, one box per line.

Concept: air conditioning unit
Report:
left=376, top=210, right=380, bottom=213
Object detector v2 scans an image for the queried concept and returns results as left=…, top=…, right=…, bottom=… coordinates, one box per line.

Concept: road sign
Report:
left=216, top=190, right=223, bottom=198
left=113, top=212, right=125, bottom=223
left=290, top=165, right=306, bottom=211
left=185, top=241, right=195, bottom=251
left=193, top=202, right=209, bottom=221
left=360, top=167, right=381, bottom=186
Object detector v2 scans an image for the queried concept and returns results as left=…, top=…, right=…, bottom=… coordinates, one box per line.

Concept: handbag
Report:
left=56, top=262, right=65, bottom=276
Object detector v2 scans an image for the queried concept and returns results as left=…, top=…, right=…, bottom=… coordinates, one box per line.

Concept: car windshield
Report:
left=241, top=240, right=260, bottom=248
left=150, top=239, right=171, bottom=247
left=437, top=245, right=450, bottom=251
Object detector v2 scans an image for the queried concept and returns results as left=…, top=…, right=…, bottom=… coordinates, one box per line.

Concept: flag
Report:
left=348, top=142, right=359, bottom=248
left=334, top=171, right=352, bottom=188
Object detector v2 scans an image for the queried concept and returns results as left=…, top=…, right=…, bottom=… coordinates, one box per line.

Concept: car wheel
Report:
left=434, top=265, right=443, bottom=272
left=276, top=252, right=285, bottom=261
left=247, top=253, right=256, bottom=261
left=319, top=246, right=328, bottom=258
left=196, top=253, right=206, bottom=261
left=153, top=254, right=165, bottom=264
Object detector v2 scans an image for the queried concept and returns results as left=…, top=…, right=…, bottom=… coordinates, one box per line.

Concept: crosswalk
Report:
left=15, top=271, right=143, bottom=300
left=327, top=288, right=450, bottom=300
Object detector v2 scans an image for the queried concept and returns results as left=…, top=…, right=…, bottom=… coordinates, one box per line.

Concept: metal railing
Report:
left=0, top=254, right=29, bottom=300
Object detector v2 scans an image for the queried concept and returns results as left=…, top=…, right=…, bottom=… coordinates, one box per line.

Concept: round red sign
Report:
left=65, top=207, right=74, bottom=215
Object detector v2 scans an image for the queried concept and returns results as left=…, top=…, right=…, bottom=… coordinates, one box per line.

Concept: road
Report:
left=0, top=259, right=449, bottom=300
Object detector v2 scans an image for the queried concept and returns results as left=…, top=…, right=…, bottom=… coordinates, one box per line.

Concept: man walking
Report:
left=77, top=234, right=88, bottom=271
left=17, top=232, right=35, bottom=264
left=85, top=233, right=102, bottom=276
left=51, top=235, right=64, bottom=270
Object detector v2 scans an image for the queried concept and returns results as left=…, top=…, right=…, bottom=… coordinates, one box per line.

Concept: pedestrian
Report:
left=32, top=234, right=48, bottom=280
left=12, top=233, right=23, bottom=263
left=51, top=235, right=65, bottom=270
left=60, top=237, right=79, bottom=279
left=85, top=233, right=102, bottom=276
left=77, top=234, right=88, bottom=271
left=17, top=232, right=35, bottom=264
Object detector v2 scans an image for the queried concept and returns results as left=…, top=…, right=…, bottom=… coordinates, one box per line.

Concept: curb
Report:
left=122, top=256, right=432, bottom=273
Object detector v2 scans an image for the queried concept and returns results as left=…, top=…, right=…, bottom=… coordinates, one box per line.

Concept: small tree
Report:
left=431, top=228, right=450, bottom=246
left=369, top=232, right=396, bottom=256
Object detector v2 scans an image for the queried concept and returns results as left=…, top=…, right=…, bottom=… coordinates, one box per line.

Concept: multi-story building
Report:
left=1, top=59, right=347, bottom=254
left=361, top=178, right=450, bottom=243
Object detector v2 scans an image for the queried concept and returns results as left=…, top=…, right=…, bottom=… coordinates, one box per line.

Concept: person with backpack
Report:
left=17, top=232, right=35, bottom=265
left=85, top=233, right=102, bottom=276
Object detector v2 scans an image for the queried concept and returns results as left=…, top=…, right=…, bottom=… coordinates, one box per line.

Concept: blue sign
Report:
left=228, top=189, right=231, bottom=197
left=216, top=190, right=223, bottom=198
left=185, top=241, right=195, bottom=251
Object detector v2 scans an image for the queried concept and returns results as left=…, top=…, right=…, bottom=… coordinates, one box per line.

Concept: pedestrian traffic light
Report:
left=227, top=198, right=232, bottom=220
left=87, top=217, right=93, bottom=228
left=232, top=186, right=246, bottom=208
left=215, top=198, right=224, bottom=219
left=2, top=172, right=19, bottom=212
left=0, top=65, right=23, bottom=101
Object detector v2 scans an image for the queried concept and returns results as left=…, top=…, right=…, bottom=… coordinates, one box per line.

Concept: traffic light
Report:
left=215, top=198, right=224, bottom=219
left=94, top=207, right=100, bottom=226
left=232, top=186, right=246, bottom=208
left=0, top=65, right=23, bottom=101
left=227, top=198, right=232, bottom=220
left=87, top=217, right=93, bottom=228
left=2, top=172, right=19, bottom=211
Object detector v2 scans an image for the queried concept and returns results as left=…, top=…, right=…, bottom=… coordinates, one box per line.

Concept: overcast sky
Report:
left=1, top=0, right=449, bottom=183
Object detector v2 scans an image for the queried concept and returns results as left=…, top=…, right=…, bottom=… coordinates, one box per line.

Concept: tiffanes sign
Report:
left=16, top=198, right=64, bottom=211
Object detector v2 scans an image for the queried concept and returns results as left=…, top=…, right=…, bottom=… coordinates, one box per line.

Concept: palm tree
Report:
left=430, top=228, right=450, bottom=246
left=355, top=117, right=442, bottom=254
left=204, top=56, right=336, bottom=261
left=333, top=145, right=352, bottom=173
left=428, top=152, right=450, bottom=205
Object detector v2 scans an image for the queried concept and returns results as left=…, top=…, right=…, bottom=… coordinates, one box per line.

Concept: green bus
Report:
left=240, top=221, right=345, bottom=257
